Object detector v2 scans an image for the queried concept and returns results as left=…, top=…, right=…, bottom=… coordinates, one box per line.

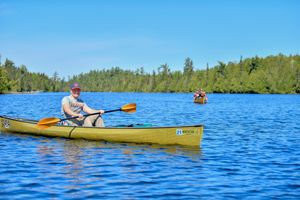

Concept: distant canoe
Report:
left=194, top=97, right=207, bottom=104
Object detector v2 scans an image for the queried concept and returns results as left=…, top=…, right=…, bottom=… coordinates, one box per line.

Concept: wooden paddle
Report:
left=36, top=103, right=136, bottom=129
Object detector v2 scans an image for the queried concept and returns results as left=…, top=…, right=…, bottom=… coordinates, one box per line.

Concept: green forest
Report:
left=0, top=54, right=299, bottom=94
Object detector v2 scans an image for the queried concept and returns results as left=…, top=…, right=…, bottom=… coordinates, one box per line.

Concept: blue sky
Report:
left=0, top=0, right=299, bottom=78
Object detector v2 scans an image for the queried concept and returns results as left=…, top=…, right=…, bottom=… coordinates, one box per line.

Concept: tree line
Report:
left=0, top=53, right=299, bottom=94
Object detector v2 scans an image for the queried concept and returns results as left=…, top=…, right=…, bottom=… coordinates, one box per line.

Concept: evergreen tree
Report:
left=0, top=67, right=9, bottom=93
left=184, top=57, right=194, bottom=75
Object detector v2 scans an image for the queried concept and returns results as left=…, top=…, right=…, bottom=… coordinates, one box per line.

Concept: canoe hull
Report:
left=0, top=116, right=203, bottom=146
left=194, top=97, right=207, bottom=104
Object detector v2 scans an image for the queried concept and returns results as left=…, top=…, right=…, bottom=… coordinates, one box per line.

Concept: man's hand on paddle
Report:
left=99, top=110, right=105, bottom=115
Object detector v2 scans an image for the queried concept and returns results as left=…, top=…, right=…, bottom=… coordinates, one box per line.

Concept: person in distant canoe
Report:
left=193, top=89, right=200, bottom=100
left=61, top=82, right=105, bottom=127
left=199, top=88, right=208, bottom=102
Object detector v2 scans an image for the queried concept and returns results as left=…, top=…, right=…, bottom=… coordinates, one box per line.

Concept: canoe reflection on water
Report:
left=32, top=136, right=203, bottom=189
left=2, top=131, right=203, bottom=162
left=36, top=138, right=203, bottom=162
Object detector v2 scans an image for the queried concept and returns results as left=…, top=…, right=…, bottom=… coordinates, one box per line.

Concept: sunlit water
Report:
left=0, top=92, right=299, bottom=199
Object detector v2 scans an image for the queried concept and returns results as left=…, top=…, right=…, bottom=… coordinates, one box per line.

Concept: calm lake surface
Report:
left=0, top=92, right=299, bottom=199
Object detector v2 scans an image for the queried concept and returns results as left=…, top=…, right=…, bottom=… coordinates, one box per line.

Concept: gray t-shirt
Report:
left=61, top=95, right=87, bottom=118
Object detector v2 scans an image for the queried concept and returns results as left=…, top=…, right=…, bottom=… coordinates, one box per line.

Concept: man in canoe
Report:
left=61, top=82, right=105, bottom=127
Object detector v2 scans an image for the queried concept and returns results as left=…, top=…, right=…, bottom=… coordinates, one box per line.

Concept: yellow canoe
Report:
left=0, top=116, right=203, bottom=146
left=194, top=97, right=207, bottom=104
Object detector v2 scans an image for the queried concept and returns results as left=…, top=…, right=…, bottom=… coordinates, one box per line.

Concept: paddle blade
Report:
left=36, top=117, right=60, bottom=129
left=121, top=103, right=136, bottom=113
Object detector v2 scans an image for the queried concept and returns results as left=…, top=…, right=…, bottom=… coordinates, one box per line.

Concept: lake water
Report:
left=0, top=92, right=299, bottom=199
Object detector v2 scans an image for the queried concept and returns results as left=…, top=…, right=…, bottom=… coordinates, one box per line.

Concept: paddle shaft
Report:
left=60, top=108, right=122, bottom=122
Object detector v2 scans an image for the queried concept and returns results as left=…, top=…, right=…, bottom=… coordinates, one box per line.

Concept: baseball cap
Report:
left=70, top=82, right=81, bottom=90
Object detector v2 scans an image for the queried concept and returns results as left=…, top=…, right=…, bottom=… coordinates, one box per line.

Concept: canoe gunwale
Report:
left=0, top=115, right=203, bottom=129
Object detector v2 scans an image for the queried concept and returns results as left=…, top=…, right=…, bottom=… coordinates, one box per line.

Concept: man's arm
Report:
left=83, top=104, right=104, bottom=115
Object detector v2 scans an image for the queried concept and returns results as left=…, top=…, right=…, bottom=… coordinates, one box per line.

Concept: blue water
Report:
left=0, top=92, right=299, bottom=199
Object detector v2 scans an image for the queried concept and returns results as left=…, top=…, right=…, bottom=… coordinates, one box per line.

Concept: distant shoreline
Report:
left=1, top=91, right=43, bottom=94
left=1, top=91, right=298, bottom=95
left=1, top=54, right=299, bottom=94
